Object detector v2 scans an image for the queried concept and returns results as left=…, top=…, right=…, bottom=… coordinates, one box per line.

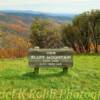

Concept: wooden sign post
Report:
left=28, top=47, right=73, bottom=74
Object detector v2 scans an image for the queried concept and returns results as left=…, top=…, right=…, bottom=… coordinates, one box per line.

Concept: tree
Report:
left=62, top=24, right=86, bottom=53
left=88, top=10, right=100, bottom=52
left=30, top=18, right=64, bottom=48
left=74, top=10, right=100, bottom=53
left=62, top=10, right=100, bottom=53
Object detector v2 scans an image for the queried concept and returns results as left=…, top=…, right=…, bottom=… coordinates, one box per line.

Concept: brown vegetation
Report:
left=0, top=48, right=28, bottom=58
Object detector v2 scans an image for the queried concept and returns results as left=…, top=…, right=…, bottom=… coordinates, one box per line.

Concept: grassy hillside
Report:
left=0, top=55, right=100, bottom=100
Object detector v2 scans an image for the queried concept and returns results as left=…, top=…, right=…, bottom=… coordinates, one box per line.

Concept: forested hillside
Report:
left=0, top=10, right=100, bottom=58
left=0, top=11, right=74, bottom=58
left=0, top=11, right=73, bottom=38
left=0, top=11, right=74, bottom=46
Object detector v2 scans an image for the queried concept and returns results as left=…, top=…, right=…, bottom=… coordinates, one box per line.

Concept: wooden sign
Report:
left=28, top=47, right=73, bottom=73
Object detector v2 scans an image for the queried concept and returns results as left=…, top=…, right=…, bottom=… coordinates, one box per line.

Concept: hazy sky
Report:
left=0, top=0, right=100, bottom=14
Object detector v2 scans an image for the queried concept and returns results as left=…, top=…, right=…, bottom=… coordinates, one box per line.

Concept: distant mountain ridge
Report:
left=0, top=10, right=75, bottom=22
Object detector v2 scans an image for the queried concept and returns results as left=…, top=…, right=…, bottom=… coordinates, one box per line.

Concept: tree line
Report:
left=30, top=10, right=100, bottom=53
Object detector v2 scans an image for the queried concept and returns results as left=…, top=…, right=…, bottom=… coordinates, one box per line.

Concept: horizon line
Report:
left=0, top=9, right=87, bottom=15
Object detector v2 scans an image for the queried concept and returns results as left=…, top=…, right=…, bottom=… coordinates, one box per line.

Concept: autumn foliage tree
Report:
left=30, top=18, right=64, bottom=48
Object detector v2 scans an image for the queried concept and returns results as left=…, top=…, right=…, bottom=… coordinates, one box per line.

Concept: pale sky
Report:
left=0, top=0, right=100, bottom=14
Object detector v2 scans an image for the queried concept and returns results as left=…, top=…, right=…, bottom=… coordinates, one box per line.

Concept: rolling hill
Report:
left=0, top=10, right=75, bottom=36
left=0, top=10, right=75, bottom=48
